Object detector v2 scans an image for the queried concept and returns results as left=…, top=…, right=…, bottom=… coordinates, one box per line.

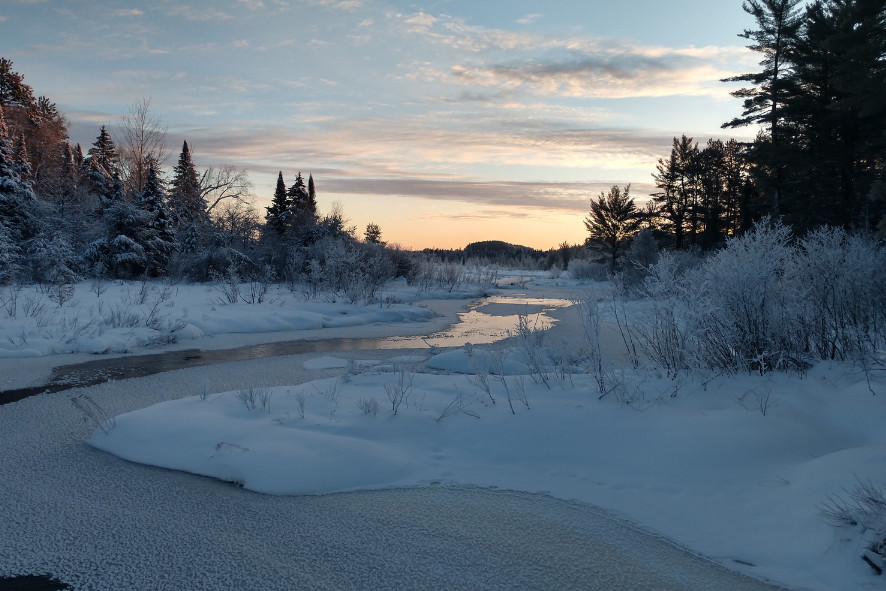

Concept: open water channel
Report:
left=0, top=296, right=572, bottom=404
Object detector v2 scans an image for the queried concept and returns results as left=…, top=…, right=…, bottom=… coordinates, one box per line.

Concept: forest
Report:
left=0, top=0, right=884, bottom=287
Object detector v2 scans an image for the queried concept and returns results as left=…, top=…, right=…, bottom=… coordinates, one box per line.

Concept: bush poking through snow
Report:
left=579, top=298, right=622, bottom=400
left=509, top=314, right=551, bottom=389
left=819, top=478, right=886, bottom=573
left=235, top=386, right=272, bottom=412
left=437, top=386, right=480, bottom=421
left=384, top=366, right=414, bottom=415
left=70, top=394, right=116, bottom=435
left=356, top=397, right=379, bottom=416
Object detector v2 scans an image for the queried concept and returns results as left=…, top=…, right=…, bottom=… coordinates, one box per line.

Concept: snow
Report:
left=1, top=273, right=884, bottom=590
left=0, top=280, right=437, bottom=359
left=85, top=357, right=886, bottom=590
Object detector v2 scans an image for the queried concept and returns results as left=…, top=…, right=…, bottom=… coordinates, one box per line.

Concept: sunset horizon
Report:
left=1, top=0, right=757, bottom=250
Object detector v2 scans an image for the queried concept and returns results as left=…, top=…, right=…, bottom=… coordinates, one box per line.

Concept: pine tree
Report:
left=584, top=184, right=642, bottom=271
left=652, top=136, right=698, bottom=250
left=0, top=58, right=35, bottom=109
left=265, top=171, right=289, bottom=235
left=364, top=222, right=384, bottom=244
left=307, top=173, right=318, bottom=218
left=722, top=0, right=805, bottom=214
left=286, top=172, right=317, bottom=235
left=0, top=219, right=20, bottom=284
left=81, top=125, right=121, bottom=201
left=0, top=104, right=39, bottom=244
left=135, top=161, right=176, bottom=276
left=169, top=140, right=207, bottom=227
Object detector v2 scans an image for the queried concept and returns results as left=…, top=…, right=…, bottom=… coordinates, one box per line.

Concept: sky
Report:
left=0, top=0, right=760, bottom=250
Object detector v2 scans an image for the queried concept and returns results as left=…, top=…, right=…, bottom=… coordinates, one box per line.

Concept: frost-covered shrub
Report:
left=568, top=259, right=608, bottom=281
left=691, top=220, right=802, bottom=371
left=286, top=236, right=395, bottom=303
left=402, top=255, right=467, bottom=293
left=819, top=478, right=886, bottom=572
left=790, top=227, right=886, bottom=361
left=175, top=246, right=254, bottom=283
left=630, top=219, right=886, bottom=375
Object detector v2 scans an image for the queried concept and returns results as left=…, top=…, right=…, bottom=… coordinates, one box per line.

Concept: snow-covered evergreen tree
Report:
left=135, top=162, right=176, bottom=276
left=13, top=131, right=30, bottom=184
left=0, top=104, right=40, bottom=244
left=24, top=232, right=78, bottom=284
left=168, top=140, right=207, bottom=227
left=88, top=200, right=149, bottom=279
left=81, top=125, right=121, bottom=201
left=0, top=219, right=20, bottom=284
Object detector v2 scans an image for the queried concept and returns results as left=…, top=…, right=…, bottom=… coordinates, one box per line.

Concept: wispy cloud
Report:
left=450, top=53, right=727, bottom=99
left=516, top=13, right=541, bottom=25
left=318, top=178, right=659, bottom=212
left=394, top=12, right=747, bottom=99
left=312, top=0, right=364, bottom=10
left=111, top=8, right=143, bottom=17
left=165, top=5, right=233, bottom=21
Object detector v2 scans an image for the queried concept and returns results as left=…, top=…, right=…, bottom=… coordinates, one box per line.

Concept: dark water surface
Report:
left=0, top=337, right=391, bottom=404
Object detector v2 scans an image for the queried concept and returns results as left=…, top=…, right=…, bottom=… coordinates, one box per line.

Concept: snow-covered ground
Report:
left=1, top=273, right=884, bottom=590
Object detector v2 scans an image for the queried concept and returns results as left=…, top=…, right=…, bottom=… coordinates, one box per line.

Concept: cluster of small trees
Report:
left=0, top=57, right=265, bottom=284
left=0, top=58, right=409, bottom=292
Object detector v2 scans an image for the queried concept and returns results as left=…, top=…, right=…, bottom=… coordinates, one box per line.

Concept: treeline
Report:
left=0, top=58, right=413, bottom=289
left=584, top=0, right=884, bottom=273
left=649, top=0, right=885, bottom=253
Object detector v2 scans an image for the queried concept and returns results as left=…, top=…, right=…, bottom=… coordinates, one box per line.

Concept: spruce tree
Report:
left=0, top=104, right=39, bottom=244
left=287, top=171, right=308, bottom=215
left=135, top=161, right=176, bottom=276
left=169, top=140, right=207, bottom=227
left=286, top=172, right=317, bottom=233
left=307, top=173, right=318, bottom=219
left=81, top=125, right=121, bottom=201
left=265, top=171, right=289, bottom=235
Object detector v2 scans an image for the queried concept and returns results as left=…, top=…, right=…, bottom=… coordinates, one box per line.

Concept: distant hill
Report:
left=463, top=240, right=539, bottom=260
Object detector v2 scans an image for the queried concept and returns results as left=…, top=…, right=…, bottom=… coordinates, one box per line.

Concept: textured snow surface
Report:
left=0, top=281, right=437, bottom=358
left=1, top=354, right=786, bottom=591
left=1, top=279, right=884, bottom=590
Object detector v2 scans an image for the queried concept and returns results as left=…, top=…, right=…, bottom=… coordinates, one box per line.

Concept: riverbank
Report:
left=0, top=334, right=785, bottom=590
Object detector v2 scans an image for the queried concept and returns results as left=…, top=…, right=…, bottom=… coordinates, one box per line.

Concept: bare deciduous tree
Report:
left=118, top=97, right=167, bottom=194
left=200, top=165, right=253, bottom=214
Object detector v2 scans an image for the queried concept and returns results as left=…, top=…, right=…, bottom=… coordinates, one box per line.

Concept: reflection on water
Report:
left=380, top=296, right=573, bottom=349
left=0, top=296, right=574, bottom=404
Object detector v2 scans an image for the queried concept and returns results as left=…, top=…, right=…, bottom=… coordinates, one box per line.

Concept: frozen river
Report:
left=0, top=292, right=788, bottom=590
